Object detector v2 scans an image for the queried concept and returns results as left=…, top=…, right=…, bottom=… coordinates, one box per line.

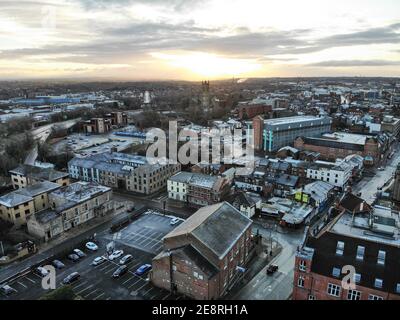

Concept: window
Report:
left=377, top=250, right=386, bottom=265
left=396, top=283, right=400, bottom=294
left=336, top=241, right=345, bottom=255
left=368, top=294, right=383, bottom=300
left=347, top=289, right=361, bottom=300
left=374, top=278, right=383, bottom=289
left=327, top=283, right=341, bottom=297
left=354, top=273, right=361, bottom=284
left=356, top=246, right=365, bottom=261
left=297, top=276, right=305, bottom=288
left=332, top=267, right=341, bottom=278
left=308, top=295, right=316, bottom=300
left=299, top=260, right=307, bottom=272
left=15, top=213, right=21, bottom=219
left=193, top=271, right=199, bottom=278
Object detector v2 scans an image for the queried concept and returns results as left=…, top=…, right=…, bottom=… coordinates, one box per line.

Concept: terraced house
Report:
left=9, top=164, right=70, bottom=189
left=68, top=152, right=180, bottom=195
left=27, top=181, right=113, bottom=242
left=0, top=181, right=60, bottom=227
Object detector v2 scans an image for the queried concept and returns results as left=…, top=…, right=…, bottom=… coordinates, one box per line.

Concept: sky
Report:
left=0, top=0, right=400, bottom=80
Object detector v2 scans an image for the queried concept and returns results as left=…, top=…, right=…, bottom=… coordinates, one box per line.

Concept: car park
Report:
left=86, top=242, right=99, bottom=251
left=73, top=249, right=86, bottom=258
left=112, top=265, right=128, bottom=278
left=108, top=250, right=124, bottom=261
left=170, top=217, right=180, bottom=225
left=52, top=260, right=65, bottom=269
left=68, top=253, right=80, bottom=262
left=0, top=285, right=17, bottom=296
left=135, top=264, right=152, bottom=276
left=63, top=272, right=80, bottom=285
left=34, top=266, right=49, bottom=277
left=119, top=254, right=133, bottom=265
left=92, top=256, right=106, bottom=266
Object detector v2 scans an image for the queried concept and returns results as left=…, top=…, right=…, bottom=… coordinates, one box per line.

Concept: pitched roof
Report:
left=9, top=164, right=68, bottom=181
left=164, top=202, right=252, bottom=259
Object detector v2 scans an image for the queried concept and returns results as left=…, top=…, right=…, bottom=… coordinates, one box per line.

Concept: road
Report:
left=353, top=141, right=400, bottom=204
left=25, top=118, right=80, bottom=165
left=233, top=222, right=304, bottom=300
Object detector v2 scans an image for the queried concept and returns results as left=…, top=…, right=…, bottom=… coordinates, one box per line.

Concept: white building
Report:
left=167, top=172, right=192, bottom=202
left=306, top=160, right=352, bottom=189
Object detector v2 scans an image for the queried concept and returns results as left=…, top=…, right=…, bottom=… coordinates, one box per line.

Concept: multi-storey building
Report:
left=306, top=160, right=353, bottom=189
left=82, top=117, right=112, bottom=134
left=295, top=132, right=383, bottom=164
left=151, top=202, right=254, bottom=300
left=9, top=164, right=69, bottom=189
left=68, top=152, right=181, bottom=195
left=27, top=181, right=113, bottom=241
left=293, top=202, right=400, bottom=300
left=0, top=181, right=60, bottom=226
left=168, top=172, right=231, bottom=207
left=248, top=116, right=332, bottom=152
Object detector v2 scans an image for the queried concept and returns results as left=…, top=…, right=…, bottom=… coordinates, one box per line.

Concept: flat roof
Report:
left=264, top=115, right=329, bottom=126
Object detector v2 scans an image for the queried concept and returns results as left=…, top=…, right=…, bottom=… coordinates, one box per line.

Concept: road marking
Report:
left=84, top=288, right=99, bottom=298
left=162, top=293, right=171, bottom=300
left=72, top=280, right=88, bottom=289
left=128, top=278, right=143, bottom=289
left=93, top=292, right=105, bottom=300
left=76, top=284, right=95, bottom=295
left=25, top=276, right=36, bottom=284
left=17, top=281, right=27, bottom=288
left=137, top=282, right=150, bottom=292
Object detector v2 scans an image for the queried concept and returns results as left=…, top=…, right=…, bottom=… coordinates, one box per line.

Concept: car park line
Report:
left=76, top=284, right=95, bottom=296
left=93, top=292, right=105, bottom=300
left=161, top=292, right=171, bottom=300
left=71, top=280, right=88, bottom=290
left=84, top=288, right=99, bottom=298
left=25, top=276, right=37, bottom=284
left=17, top=281, right=27, bottom=289
left=142, top=286, right=158, bottom=298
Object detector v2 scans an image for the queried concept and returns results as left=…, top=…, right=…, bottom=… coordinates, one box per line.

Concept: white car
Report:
left=170, top=217, right=180, bottom=225
left=34, top=267, right=49, bottom=277
left=92, top=257, right=106, bottom=266
left=108, top=250, right=124, bottom=261
left=378, top=167, right=385, bottom=171
left=86, top=242, right=99, bottom=251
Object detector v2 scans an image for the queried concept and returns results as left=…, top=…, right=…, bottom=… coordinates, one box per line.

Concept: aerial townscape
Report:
left=0, top=0, right=400, bottom=309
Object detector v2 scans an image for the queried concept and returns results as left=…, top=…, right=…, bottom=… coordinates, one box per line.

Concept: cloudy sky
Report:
left=1, top=0, right=400, bottom=80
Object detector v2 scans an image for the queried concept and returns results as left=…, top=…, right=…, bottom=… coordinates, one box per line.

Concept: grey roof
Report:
left=169, top=171, right=194, bottom=183
left=9, top=164, right=68, bottom=182
left=169, top=172, right=219, bottom=189
left=0, top=192, right=32, bottom=207
left=165, top=202, right=252, bottom=259
left=301, top=181, right=334, bottom=203
left=275, top=174, right=299, bottom=188
left=51, top=181, right=111, bottom=205
left=15, top=181, right=60, bottom=197
left=264, top=116, right=331, bottom=131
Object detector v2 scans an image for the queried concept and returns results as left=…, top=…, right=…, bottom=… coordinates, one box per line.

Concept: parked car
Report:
left=170, top=217, right=180, bottom=226
left=108, top=250, right=124, bottom=261
left=63, top=272, right=80, bottom=284
left=112, top=265, right=128, bottom=278
left=86, top=242, right=98, bottom=251
left=378, top=167, right=385, bottom=171
left=52, top=260, right=65, bottom=269
left=92, top=257, right=106, bottom=266
left=127, top=206, right=135, bottom=213
left=266, top=264, right=279, bottom=275
left=67, top=253, right=80, bottom=262
left=0, top=285, right=17, bottom=296
left=119, top=254, right=133, bottom=265
left=34, top=266, right=49, bottom=277
left=134, top=264, right=152, bottom=276
left=73, top=249, right=86, bottom=258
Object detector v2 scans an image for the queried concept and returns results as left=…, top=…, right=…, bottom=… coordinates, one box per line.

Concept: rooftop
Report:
left=164, top=202, right=252, bottom=259
left=50, top=181, right=111, bottom=204
left=9, top=164, right=68, bottom=181
left=264, top=115, right=330, bottom=126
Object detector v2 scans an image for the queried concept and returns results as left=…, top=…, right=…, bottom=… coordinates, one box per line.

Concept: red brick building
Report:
left=294, top=132, right=382, bottom=164
left=293, top=198, right=400, bottom=300
left=151, top=202, right=254, bottom=300
left=238, top=104, right=272, bottom=120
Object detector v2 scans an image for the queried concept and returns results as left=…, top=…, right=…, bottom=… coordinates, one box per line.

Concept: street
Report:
left=233, top=222, right=305, bottom=300
left=353, top=142, right=400, bottom=204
